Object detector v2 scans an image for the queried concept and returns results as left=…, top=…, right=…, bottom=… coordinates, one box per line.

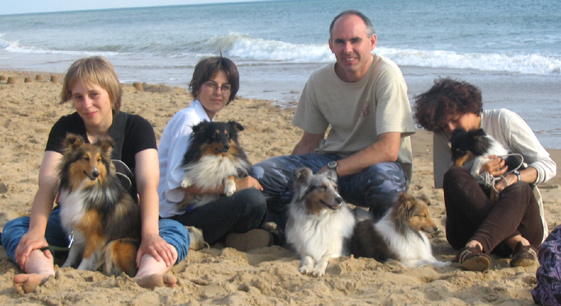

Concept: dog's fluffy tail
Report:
left=102, top=238, right=139, bottom=277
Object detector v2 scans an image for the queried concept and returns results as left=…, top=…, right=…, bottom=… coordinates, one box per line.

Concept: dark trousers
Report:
left=170, top=188, right=267, bottom=245
left=443, top=166, right=543, bottom=255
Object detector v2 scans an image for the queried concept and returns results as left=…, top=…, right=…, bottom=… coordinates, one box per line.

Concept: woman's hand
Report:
left=235, top=176, right=263, bottom=191
left=15, top=232, right=51, bottom=270
left=136, top=233, right=178, bottom=268
left=481, top=155, right=508, bottom=177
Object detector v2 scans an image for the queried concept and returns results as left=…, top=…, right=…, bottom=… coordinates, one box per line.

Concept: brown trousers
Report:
left=443, top=166, right=543, bottom=255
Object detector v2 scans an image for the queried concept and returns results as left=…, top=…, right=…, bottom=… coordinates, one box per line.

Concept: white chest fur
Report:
left=59, top=183, right=88, bottom=234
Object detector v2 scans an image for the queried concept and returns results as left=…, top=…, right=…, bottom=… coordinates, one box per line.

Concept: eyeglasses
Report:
left=203, top=82, right=231, bottom=93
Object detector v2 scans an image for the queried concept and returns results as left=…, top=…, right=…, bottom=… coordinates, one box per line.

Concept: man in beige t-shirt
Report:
left=253, top=10, right=415, bottom=225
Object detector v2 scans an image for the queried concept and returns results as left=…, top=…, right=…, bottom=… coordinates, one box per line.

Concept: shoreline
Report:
left=0, top=69, right=560, bottom=305
left=2, top=60, right=560, bottom=150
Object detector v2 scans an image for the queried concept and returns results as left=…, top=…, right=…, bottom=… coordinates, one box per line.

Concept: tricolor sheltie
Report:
left=450, top=127, right=526, bottom=176
left=286, top=167, right=355, bottom=277
left=350, top=193, right=449, bottom=268
left=58, top=134, right=140, bottom=276
left=178, top=120, right=251, bottom=211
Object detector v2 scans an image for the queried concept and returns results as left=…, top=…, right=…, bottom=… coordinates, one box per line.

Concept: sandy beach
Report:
left=0, top=70, right=559, bottom=305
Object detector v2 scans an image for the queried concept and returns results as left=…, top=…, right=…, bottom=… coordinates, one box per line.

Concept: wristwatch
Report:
left=513, top=170, right=522, bottom=182
left=327, top=161, right=338, bottom=171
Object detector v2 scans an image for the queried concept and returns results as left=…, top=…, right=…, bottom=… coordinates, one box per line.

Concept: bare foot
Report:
left=14, top=273, right=51, bottom=294
left=135, top=274, right=177, bottom=289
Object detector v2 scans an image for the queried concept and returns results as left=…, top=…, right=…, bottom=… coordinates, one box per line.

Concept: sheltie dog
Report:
left=450, top=127, right=526, bottom=176
left=178, top=120, right=251, bottom=211
left=58, top=134, right=140, bottom=276
left=285, top=167, right=355, bottom=277
left=350, top=193, right=449, bottom=268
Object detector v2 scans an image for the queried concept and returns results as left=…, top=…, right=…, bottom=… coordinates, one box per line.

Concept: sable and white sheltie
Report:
left=58, top=134, right=140, bottom=276
left=350, top=193, right=450, bottom=268
left=178, top=120, right=251, bottom=211
left=285, top=167, right=355, bottom=277
left=450, top=127, right=526, bottom=176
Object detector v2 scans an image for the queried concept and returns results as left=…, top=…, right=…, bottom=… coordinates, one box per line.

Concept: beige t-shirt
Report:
left=292, top=54, right=415, bottom=179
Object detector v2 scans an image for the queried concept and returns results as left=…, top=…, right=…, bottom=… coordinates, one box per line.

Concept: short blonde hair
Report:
left=60, top=56, right=122, bottom=113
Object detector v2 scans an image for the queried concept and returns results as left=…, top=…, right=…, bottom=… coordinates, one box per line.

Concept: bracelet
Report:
left=513, top=170, right=522, bottom=182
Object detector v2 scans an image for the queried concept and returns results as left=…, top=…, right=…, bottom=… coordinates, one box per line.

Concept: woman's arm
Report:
left=502, top=110, right=556, bottom=184
left=15, top=151, right=61, bottom=269
left=134, top=148, right=176, bottom=267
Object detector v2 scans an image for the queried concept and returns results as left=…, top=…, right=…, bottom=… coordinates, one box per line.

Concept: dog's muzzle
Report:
left=322, top=196, right=343, bottom=210
left=215, top=144, right=230, bottom=155
left=84, top=169, right=100, bottom=180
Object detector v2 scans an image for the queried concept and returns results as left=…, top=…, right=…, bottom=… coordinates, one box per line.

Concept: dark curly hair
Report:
left=414, top=78, right=483, bottom=132
left=189, top=56, right=239, bottom=104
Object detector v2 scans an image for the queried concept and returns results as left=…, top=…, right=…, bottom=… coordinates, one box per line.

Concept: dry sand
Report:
left=0, top=71, right=559, bottom=305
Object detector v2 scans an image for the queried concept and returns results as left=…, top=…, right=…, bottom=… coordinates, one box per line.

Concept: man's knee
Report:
left=252, top=158, right=291, bottom=192
left=345, top=163, right=407, bottom=219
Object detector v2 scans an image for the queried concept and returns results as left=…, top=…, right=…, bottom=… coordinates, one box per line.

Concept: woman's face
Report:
left=441, top=112, right=481, bottom=135
left=71, top=80, right=113, bottom=132
left=197, top=70, right=231, bottom=120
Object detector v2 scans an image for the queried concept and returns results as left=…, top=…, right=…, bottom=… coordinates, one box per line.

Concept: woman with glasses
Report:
left=157, top=57, right=272, bottom=251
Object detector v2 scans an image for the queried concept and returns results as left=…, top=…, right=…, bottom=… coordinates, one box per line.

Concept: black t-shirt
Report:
left=45, top=112, right=157, bottom=172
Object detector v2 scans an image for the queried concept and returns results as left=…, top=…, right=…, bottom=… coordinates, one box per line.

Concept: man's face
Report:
left=329, top=14, right=376, bottom=82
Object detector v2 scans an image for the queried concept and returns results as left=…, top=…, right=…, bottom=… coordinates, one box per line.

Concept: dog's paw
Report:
left=298, top=265, right=313, bottom=275
left=180, top=177, right=192, bottom=188
left=312, top=260, right=329, bottom=277
left=432, top=260, right=452, bottom=268
left=224, top=180, right=236, bottom=197
left=312, top=268, right=326, bottom=277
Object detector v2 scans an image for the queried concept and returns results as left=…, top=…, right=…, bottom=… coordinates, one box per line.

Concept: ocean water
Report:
left=1, top=0, right=560, bottom=148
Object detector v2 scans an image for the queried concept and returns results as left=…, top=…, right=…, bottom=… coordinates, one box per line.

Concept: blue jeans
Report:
left=252, top=153, right=408, bottom=228
left=169, top=188, right=267, bottom=244
left=1, top=207, right=190, bottom=264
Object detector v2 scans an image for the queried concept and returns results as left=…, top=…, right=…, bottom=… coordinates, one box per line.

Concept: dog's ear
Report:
left=471, top=129, right=491, bottom=155
left=450, top=128, right=467, bottom=143
left=292, top=167, right=313, bottom=200
left=192, top=121, right=208, bottom=134
left=416, top=193, right=431, bottom=206
left=395, top=193, right=415, bottom=220
left=472, top=128, right=486, bottom=137
left=64, top=133, right=84, bottom=150
left=97, top=137, right=115, bottom=160
left=228, top=121, right=244, bottom=132
left=323, top=168, right=338, bottom=181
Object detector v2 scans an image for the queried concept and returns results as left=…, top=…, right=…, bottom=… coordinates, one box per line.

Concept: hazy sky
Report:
left=2, top=0, right=263, bottom=15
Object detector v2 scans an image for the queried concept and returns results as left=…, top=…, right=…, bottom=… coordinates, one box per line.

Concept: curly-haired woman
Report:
left=414, top=77, right=556, bottom=271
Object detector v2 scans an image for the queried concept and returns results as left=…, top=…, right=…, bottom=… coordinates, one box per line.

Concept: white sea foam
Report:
left=2, top=31, right=559, bottom=76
